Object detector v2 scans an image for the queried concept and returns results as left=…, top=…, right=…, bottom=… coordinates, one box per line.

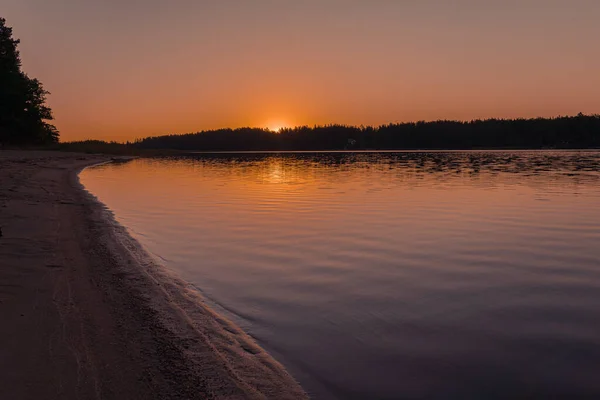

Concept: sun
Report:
left=265, top=120, right=290, bottom=132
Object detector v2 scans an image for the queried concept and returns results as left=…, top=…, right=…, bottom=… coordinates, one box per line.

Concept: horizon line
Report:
left=68, top=112, right=598, bottom=144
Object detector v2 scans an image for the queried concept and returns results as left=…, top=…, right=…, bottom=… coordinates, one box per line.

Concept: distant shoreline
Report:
left=53, top=113, right=600, bottom=155
left=186, top=148, right=600, bottom=154
left=0, top=150, right=307, bottom=399
left=46, top=145, right=600, bottom=158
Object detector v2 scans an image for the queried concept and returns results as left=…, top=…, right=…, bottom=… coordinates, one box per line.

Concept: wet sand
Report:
left=0, top=151, right=307, bottom=400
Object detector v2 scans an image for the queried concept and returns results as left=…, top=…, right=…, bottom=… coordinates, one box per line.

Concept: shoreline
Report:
left=0, top=150, right=307, bottom=399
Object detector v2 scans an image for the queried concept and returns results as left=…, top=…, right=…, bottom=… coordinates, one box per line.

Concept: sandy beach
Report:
left=0, top=150, right=307, bottom=400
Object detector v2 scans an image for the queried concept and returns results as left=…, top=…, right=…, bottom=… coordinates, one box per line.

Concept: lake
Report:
left=80, top=151, right=600, bottom=399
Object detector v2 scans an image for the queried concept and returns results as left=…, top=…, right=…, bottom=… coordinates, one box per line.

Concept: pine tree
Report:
left=0, top=17, right=59, bottom=145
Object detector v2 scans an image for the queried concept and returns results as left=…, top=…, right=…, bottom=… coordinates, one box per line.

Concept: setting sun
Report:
left=265, top=120, right=291, bottom=132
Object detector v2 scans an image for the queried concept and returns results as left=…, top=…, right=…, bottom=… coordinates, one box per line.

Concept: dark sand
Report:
left=0, top=151, right=307, bottom=400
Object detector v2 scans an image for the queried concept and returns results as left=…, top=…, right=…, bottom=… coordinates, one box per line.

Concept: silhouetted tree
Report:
left=0, top=17, right=59, bottom=145
left=130, top=115, right=600, bottom=151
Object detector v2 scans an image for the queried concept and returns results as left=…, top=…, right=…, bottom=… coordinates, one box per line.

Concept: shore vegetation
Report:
left=58, top=114, right=600, bottom=154
left=0, top=18, right=58, bottom=145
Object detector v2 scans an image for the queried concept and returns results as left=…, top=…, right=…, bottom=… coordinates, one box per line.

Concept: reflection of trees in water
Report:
left=171, top=151, right=600, bottom=191
left=92, top=151, right=600, bottom=197
left=186, top=151, right=598, bottom=172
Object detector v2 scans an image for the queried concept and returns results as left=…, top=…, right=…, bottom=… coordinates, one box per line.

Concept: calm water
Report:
left=81, top=151, right=600, bottom=399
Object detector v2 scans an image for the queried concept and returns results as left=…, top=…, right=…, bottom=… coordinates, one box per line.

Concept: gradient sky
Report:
left=4, top=0, right=600, bottom=141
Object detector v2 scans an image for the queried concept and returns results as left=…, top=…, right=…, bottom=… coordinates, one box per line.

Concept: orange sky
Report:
left=5, top=1, right=600, bottom=142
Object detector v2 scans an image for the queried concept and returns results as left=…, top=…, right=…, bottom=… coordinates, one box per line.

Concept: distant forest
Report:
left=85, top=114, right=600, bottom=152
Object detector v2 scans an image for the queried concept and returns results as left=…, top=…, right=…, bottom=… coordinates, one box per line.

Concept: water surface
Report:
left=81, top=151, right=600, bottom=399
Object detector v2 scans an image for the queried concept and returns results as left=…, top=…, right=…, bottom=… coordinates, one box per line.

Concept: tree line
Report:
left=132, top=114, right=600, bottom=151
left=0, top=17, right=58, bottom=145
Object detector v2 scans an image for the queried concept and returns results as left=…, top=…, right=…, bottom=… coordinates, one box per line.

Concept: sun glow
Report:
left=265, top=120, right=291, bottom=132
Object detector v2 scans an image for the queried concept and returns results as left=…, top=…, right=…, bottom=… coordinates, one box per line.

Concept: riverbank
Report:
left=0, top=150, right=307, bottom=400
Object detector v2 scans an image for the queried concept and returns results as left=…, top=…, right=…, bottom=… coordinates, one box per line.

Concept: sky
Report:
left=4, top=0, right=600, bottom=142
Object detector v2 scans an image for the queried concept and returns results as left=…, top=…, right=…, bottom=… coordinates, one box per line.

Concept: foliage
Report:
left=0, top=17, right=58, bottom=145
left=132, top=115, right=600, bottom=151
